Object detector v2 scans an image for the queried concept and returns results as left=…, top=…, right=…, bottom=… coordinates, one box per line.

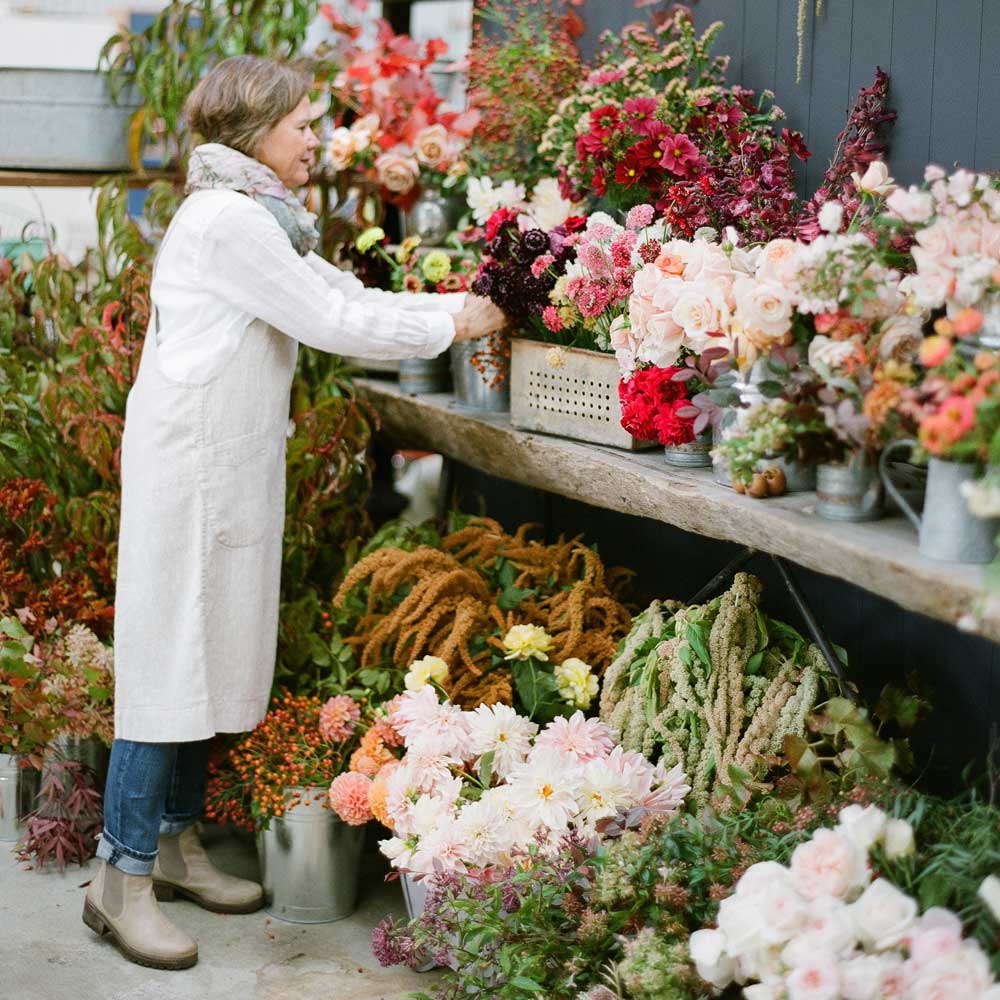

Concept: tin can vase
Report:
left=816, top=452, right=883, bottom=522
left=400, top=872, right=439, bottom=972
left=0, top=753, right=39, bottom=842
left=880, top=442, right=999, bottom=563
left=756, top=453, right=817, bottom=494
left=450, top=332, right=510, bottom=413
left=664, top=429, right=713, bottom=468
left=256, top=786, right=366, bottom=923
left=398, top=353, right=451, bottom=395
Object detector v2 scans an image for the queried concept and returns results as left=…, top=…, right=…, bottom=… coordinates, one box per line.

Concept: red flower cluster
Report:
left=619, top=367, right=696, bottom=446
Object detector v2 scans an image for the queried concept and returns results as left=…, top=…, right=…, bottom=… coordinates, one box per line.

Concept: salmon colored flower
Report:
left=952, top=307, right=984, bottom=338
left=329, top=771, right=374, bottom=826
left=919, top=336, right=952, bottom=368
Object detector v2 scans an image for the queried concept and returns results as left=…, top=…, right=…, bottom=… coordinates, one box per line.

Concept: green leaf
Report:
left=512, top=660, right=562, bottom=723
left=509, top=976, right=543, bottom=992
left=745, top=650, right=765, bottom=675
left=497, top=585, right=537, bottom=610
left=479, top=749, right=495, bottom=787
left=686, top=623, right=711, bottom=670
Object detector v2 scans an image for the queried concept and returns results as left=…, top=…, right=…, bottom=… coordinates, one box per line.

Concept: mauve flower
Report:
left=533, top=711, right=615, bottom=763
left=319, top=694, right=360, bottom=741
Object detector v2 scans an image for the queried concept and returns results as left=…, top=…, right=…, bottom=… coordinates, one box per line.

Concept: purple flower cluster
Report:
left=472, top=209, right=585, bottom=327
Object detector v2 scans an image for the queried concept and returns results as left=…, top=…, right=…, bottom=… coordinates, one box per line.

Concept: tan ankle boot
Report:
left=83, top=860, right=198, bottom=970
left=153, top=825, right=263, bottom=914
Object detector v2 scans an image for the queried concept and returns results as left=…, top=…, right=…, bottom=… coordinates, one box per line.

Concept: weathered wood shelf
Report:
left=0, top=169, right=175, bottom=188
left=358, top=377, right=1000, bottom=644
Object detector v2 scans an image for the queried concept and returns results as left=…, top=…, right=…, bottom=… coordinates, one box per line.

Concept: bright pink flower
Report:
left=530, top=253, right=556, bottom=278
left=575, top=281, right=612, bottom=318
left=587, top=67, right=626, bottom=86
left=542, top=306, right=563, bottom=332
left=578, top=240, right=611, bottom=277
left=660, top=132, right=701, bottom=177
left=623, top=96, right=657, bottom=122
left=589, top=104, right=621, bottom=137
left=319, top=695, right=361, bottom=742
left=328, top=772, right=374, bottom=825
left=626, top=204, right=656, bottom=231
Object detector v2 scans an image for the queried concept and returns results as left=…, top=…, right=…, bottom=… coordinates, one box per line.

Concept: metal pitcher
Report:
left=880, top=440, right=999, bottom=563
left=816, top=451, right=883, bottom=522
left=450, top=334, right=510, bottom=413
left=256, top=786, right=366, bottom=923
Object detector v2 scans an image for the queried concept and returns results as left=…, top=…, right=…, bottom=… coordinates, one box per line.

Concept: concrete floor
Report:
left=0, top=825, right=436, bottom=1000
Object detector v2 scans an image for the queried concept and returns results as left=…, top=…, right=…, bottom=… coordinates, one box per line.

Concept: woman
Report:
left=82, top=55, right=505, bottom=971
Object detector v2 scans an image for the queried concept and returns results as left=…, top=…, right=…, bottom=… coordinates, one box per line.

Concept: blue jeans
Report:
left=96, top=738, right=213, bottom=876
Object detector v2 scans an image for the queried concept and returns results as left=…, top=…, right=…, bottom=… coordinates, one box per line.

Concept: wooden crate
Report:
left=510, top=339, right=655, bottom=451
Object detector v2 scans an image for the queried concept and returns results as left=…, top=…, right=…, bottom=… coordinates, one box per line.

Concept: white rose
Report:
left=785, top=951, right=841, bottom=1000
left=734, top=276, right=793, bottom=348
left=808, top=334, right=861, bottom=372
left=840, top=954, right=894, bottom=1000
left=886, top=187, right=934, bottom=224
left=790, top=829, right=870, bottom=901
left=688, top=928, right=736, bottom=990
left=882, top=818, right=916, bottom=859
left=878, top=314, right=924, bottom=362
left=326, top=126, right=357, bottom=171
left=849, top=879, right=918, bottom=951
left=671, top=282, right=731, bottom=350
left=907, top=946, right=995, bottom=1000
left=736, top=861, right=795, bottom=898
left=979, top=874, right=1000, bottom=922
left=837, top=804, right=888, bottom=853
left=717, top=893, right=767, bottom=954
left=744, top=986, right=781, bottom=1000
left=757, top=880, right=810, bottom=946
left=756, top=238, right=803, bottom=284
left=818, top=201, right=845, bottom=233
left=852, top=160, right=895, bottom=196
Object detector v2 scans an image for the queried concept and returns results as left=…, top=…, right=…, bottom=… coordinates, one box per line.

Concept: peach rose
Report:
left=375, top=152, right=420, bottom=194
left=326, top=127, right=357, bottom=171
left=734, top=276, right=793, bottom=349
left=756, top=238, right=802, bottom=284
left=789, top=828, right=869, bottom=901
left=414, top=123, right=452, bottom=167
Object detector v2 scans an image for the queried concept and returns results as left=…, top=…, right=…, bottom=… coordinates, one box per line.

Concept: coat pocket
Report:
left=202, top=431, right=279, bottom=549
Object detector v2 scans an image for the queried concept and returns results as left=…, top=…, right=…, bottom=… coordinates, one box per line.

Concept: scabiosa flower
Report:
left=626, top=203, right=656, bottom=230
left=329, top=771, right=374, bottom=825
left=637, top=239, right=663, bottom=263
left=534, top=711, right=616, bottom=763
left=522, top=229, right=550, bottom=255
left=530, top=253, right=555, bottom=278
left=319, top=694, right=360, bottom=742
left=542, top=305, right=564, bottom=332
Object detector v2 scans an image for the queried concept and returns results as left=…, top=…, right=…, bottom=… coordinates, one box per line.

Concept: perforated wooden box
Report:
left=510, top=339, right=656, bottom=451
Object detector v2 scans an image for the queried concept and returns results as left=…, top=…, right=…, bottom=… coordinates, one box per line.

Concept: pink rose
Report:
left=326, top=127, right=357, bottom=171
left=375, top=152, right=420, bottom=194
left=756, top=238, right=803, bottom=284
left=414, top=123, right=452, bottom=168
left=886, top=187, right=934, bottom=224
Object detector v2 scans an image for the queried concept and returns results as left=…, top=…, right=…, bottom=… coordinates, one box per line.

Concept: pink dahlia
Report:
left=329, top=771, right=374, bottom=825
left=319, top=694, right=361, bottom=742
left=533, top=711, right=616, bottom=763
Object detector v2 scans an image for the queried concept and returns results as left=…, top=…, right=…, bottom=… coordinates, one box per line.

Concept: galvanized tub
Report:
left=451, top=332, right=510, bottom=413
left=664, top=429, right=713, bottom=468
left=510, top=339, right=655, bottom=449
left=816, top=452, right=884, bottom=522
left=256, top=786, right=366, bottom=923
left=0, top=753, right=39, bottom=842
left=0, top=69, right=141, bottom=171
left=399, top=353, right=451, bottom=395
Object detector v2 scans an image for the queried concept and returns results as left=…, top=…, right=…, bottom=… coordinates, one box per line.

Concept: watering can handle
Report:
left=878, top=438, right=922, bottom=533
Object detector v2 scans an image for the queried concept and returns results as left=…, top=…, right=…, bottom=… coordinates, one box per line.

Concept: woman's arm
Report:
left=204, top=199, right=455, bottom=360
left=305, top=252, right=466, bottom=316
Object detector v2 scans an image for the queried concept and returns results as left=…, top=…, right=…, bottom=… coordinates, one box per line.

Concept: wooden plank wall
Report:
left=578, top=0, right=998, bottom=188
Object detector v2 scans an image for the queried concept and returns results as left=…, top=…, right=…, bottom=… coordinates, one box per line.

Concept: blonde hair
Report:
left=184, top=55, right=311, bottom=157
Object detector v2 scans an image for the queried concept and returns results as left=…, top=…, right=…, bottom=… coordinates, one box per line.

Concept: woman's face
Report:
left=254, top=95, right=320, bottom=189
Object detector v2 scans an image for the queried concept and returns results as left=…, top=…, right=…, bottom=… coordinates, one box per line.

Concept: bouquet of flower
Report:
left=689, top=804, right=1000, bottom=1000
left=203, top=691, right=378, bottom=831
left=887, top=166, right=1000, bottom=326
left=471, top=206, right=583, bottom=334
left=351, top=686, right=689, bottom=877
left=325, top=23, right=480, bottom=208
left=466, top=175, right=582, bottom=232
left=353, top=226, right=478, bottom=295
left=537, top=9, right=808, bottom=238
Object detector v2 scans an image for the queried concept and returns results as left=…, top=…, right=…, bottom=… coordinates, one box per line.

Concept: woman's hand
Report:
left=453, top=295, right=508, bottom=343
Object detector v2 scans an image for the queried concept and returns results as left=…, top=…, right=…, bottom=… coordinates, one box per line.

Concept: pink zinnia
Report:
left=319, top=695, right=361, bottom=742
left=328, top=772, right=374, bottom=825
left=533, top=711, right=615, bottom=763
left=625, top=204, right=655, bottom=230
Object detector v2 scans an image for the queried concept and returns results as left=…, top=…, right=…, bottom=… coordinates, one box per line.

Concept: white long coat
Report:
left=113, top=190, right=460, bottom=742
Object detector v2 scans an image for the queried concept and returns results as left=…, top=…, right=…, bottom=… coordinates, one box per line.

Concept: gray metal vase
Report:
left=401, top=872, right=438, bottom=972
left=880, top=440, right=999, bottom=563
left=450, top=333, right=510, bottom=412
left=0, top=753, right=39, bottom=842
left=816, top=451, right=884, bottom=522
left=399, top=353, right=451, bottom=395
left=256, top=786, right=366, bottom=923
left=664, top=429, right=713, bottom=468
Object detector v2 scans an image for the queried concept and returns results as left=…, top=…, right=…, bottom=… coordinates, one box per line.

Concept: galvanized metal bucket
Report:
left=42, top=736, right=111, bottom=791
left=816, top=452, right=883, bottom=522
left=0, top=69, right=142, bottom=171
left=881, top=441, right=999, bottom=562
left=400, top=872, right=438, bottom=972
left=664, top=430, right=713, bottom=468
left=450, top=334, right=510, bottom=413
left=399, top=353, right=451, bottom=395
left=256, top=786, right=366, bottom=923
left=0, top=753, right=39, bottom=842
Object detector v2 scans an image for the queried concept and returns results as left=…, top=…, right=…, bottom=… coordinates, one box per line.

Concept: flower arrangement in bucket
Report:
left=688, top=804, right=1000, bottom=999
left=353, top=226, right=478, bottom=296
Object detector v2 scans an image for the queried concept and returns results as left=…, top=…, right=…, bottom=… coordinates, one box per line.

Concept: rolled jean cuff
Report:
left=96, top=829, right=157, bottom=876
left=159, top=815, right=197, bottom=837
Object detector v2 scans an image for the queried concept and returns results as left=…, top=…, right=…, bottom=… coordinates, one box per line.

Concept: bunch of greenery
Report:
left=100, top=0, right=329, bottom=170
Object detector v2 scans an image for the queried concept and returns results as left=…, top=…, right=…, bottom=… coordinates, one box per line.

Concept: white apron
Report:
left=113, top=222, right=298, bottom=743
